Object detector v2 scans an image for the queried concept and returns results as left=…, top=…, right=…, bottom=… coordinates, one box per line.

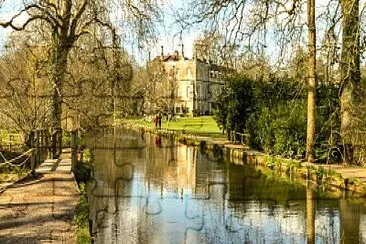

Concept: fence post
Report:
left=36, top=130, right=40, bottom=168
left=51, top=128, right=62, bottom=159
left=45, top=130, right=50, bottom=158
left=41, top=129, right=46, bottom=162
left=58, top=127, right=62, bottom=158
left=71, top=130, right=78, bottom=172
left=29, top=131, right=35, bottom=173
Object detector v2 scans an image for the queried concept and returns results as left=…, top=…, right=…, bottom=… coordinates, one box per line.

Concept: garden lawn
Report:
left=127, top=116, right=225, bottom=139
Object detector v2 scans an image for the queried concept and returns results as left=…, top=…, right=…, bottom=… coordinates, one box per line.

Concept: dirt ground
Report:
left=0, top=171, right=79, bottom=243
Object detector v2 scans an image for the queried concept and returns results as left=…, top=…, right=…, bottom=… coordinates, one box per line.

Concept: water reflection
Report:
left=86, top=128, right=366, bottom=244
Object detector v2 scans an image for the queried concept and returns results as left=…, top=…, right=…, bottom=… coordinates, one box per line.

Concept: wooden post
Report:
left=52, top=129, right=57, bottom=159
left=58, top=127, right=62, bottom=158
left=43, top=129, right=46, bottom=161
left=45, top=130, right=50, bottom=158
left=36, top=130, right=40, bottom=168
left=29, top=131, right=35, bottom=173
left=41, top=129, right=46, bottom=162
left=41, top=130, right=45, bottom=148
left=71, top=130, right=78, bottom=172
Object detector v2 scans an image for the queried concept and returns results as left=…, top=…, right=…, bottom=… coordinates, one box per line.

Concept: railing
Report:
left=0, top=127, right=80, bottom=175
left=27, top=128, right=54, bottom=172
left=228, top=131, right=249, bottom=145
left=0, top=129, right=51, bottom=174
left=71, top=129, right=78, bottom=172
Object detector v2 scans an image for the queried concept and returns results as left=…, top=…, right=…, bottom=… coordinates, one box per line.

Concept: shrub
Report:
left=247, top=101, right=307, bottom=157
left=213, top=75, right=254, bottom=134
left=215, top=75, right=341, bottom=161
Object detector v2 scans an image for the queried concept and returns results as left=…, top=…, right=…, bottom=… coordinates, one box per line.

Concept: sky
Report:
left=0, top=0, right=26, bottom=51
left=1, top=0, right=366, bottom=64
left=0, top=0, right=197, bottom=63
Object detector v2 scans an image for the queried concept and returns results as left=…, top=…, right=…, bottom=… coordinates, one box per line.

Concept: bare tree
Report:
left=0, top=39, right=51, bottom=133
left=1, top=0, right=160, bottom=153
left=179, top=0, right=320, bottom=161
left=339, top=0, right=360, bottom=162
left=306, top=0, right=317, bottom=162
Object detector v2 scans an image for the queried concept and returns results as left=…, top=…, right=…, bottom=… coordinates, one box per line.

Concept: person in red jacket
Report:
left=154, top=114, right=158, bottom=128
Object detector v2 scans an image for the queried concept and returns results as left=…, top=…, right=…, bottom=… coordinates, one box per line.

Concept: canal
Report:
left=86, top=128, right=366, bottom=244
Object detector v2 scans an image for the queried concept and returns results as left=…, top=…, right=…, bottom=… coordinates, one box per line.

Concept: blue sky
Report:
left=1, top=0, right=365, bottom=65
left=0, top=0, right=198, bottom=62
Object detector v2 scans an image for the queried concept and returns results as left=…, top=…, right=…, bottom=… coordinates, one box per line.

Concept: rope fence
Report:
left=0, top=149, right=34, bottom=168
left=0, top=127, right=62, bottom=174
left=228, top=131, right=249, bottom=145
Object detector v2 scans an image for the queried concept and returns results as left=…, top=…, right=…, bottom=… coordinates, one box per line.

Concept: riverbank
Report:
left=121, top=119, right=366, bottom=196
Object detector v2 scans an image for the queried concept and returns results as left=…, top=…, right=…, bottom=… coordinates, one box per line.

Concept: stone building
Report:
left=149, top=47, right=228, bottom=116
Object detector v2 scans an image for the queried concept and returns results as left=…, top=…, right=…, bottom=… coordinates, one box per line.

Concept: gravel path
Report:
left=0, top=156, right=80, bottom=243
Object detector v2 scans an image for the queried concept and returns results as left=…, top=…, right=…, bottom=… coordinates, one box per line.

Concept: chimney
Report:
left=181, top=44, right=185, bottom=60
left=161, top=46, right=164, bottom=60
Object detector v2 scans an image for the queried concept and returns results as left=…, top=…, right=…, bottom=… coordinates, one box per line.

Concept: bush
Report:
left=247, top=101, right=307, bottom=157
left=214, top=75, right=341, bottom=161
left=213, top=75, right=254, bottom=133
left=74, top=160, right=92, bottom=183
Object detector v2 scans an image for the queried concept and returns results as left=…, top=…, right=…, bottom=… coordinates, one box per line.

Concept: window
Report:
left=176, top=107, right=181, bottom=113
left=186, top=86, right=191, bottom=98
left=176, top=68, right=180, bottom=78
left=187, top=67, right=191, bottom=79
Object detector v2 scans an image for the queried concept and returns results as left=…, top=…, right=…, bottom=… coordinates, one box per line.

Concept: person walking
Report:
left=154, top=114, right=158, bottom=129
left=158, top=112, right=162, bottom=129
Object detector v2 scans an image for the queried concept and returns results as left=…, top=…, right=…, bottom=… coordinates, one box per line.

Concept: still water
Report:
left=86, top=128, right=366, bottom=244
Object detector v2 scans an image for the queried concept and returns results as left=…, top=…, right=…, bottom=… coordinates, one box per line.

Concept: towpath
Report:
left=0, top=150, right=79, bottom=243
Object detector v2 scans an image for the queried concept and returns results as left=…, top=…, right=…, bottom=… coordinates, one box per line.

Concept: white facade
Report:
left=157, top=51, right=225, bottom=116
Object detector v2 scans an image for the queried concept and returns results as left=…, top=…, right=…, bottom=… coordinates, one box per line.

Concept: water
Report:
left=86, top=128, right=366, bottom=244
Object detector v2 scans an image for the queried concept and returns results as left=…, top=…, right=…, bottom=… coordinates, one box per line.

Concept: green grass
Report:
left=74, top=182, right=91, bottom=244
left=127, top=116, right=225, bottom=139
left=73, top=156, right=93, bottom=244
left=0, top=130, right=24, bottom=148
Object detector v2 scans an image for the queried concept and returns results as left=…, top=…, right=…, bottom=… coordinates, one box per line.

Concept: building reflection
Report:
left=87, top=129, right=366, bottom=244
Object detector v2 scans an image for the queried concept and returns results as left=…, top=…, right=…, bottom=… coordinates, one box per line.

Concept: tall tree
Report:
left=339, top=0, right=360, bottom=162
left=1, top=0, right=159, bottom=155
left=182, top=0, right=319, bottom=161
left=306, top=0, right=317, bottom=163
left=0, top=41, right=51, bottom=133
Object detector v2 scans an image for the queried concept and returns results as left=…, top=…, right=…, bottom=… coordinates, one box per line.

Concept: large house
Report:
left=148, top=47, right=229, bottom=116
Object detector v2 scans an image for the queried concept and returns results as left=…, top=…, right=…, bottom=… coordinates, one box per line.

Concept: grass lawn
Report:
left=126, top=116, right=226, bottom=139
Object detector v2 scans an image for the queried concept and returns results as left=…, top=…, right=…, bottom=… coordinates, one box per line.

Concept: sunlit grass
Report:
left=126, top=116, right=226, bottom=139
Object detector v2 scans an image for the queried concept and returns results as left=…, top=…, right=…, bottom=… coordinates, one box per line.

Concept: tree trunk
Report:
left=50, top=35, right=71, bottom=158
left=340, top=0, right=360, bottom=163
left=306, top=0, right=317, bottom=163
left=340, top=0, right=361, bottom=162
